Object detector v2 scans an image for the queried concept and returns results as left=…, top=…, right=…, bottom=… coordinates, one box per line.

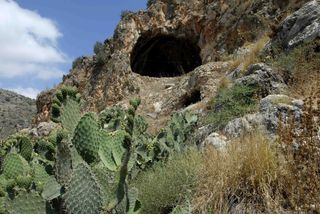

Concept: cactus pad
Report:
left=5, top=191, right=46, bottom=214
left=60, top=99, right=81, bottom=133
left=18, top=136, right=33, bottom=161
left=55, top=140, right=73, bottom=186
left=64, top=162, right=103, bottom=214
left=72, top=113, right=101, bottom=164
left=3, top=153, right=30, bottom=180
left=41, top=176, right=61, bottom=200
left=99, top=130, right=127, bottom=171
left=32, top=164, right=50, bottom=191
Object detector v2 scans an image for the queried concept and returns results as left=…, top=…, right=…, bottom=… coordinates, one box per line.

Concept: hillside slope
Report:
left=0, top=89, right=36, bottom=139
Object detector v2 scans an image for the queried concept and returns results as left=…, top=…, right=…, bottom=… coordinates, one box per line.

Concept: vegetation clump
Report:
left=205, top=84, right=258, bottom=129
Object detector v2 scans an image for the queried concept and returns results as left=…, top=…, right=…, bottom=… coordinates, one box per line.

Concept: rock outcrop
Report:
left=36, top=0, right=313, bottom=133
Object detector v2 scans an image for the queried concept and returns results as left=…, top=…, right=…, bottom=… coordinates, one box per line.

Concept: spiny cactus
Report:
left=64, top=162, right=103, bottom=214
left=155, top=111, right=198, bottom=159
left=60, top=99, right=81, bottom=133
left=99, top=106, right=127, bottom=132
left=99, top=130, right=127, bottom=171
left=3, top=153, right=30, bottom=180
left=16, top=175, right=32, bottom=190
left=18, top=136, right=33, bottom=161
left=51, top=85, right=81, bottom=124
left=5, top=191, right=46, bottom=214
left=41, top=176, right=61, bottom=200
left=32, top=163, right=50, bottom=192
left=55, top=140, right=73, bottom=186
left=0, top=197, right=5, bottom=214
left=72, top=112, right=101, bottom=164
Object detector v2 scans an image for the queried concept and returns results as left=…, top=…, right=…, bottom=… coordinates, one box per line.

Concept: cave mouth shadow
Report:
left=130, top=34, right=202, bottom=77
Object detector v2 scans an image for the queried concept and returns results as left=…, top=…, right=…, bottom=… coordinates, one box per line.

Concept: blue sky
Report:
left=0, top=0, right=147, bottom=98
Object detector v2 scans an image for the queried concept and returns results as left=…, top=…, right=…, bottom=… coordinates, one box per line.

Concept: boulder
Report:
left=201, top=132, right=227, bottom=150
left=224, top=94, right=304, bottom=138
left=270, top=0, right=320, bottom=50
left=235, top=63, right=287, bottom=97
left=36, top=121, right=57, bottom=137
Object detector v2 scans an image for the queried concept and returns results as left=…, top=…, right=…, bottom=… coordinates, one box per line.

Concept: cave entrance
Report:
left=130, top=34, right=202, bottom=77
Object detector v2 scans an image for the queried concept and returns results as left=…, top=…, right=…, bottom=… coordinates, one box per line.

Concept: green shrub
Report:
left=147, top=0, right=156, bottom=8
left=120, top=10, right=133, bottom=19
left=93, top=42, right=108, bottom=66
left=205, top=84, right=258, bottom=129
left=72, top=57, right=83, bottom=69
left=132, top=149, right=202, bottom=214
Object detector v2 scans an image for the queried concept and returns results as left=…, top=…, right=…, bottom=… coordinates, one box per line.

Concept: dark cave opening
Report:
left=130, top=34, right=202, bottom=77
left=181, top=89, right=202, bottom=107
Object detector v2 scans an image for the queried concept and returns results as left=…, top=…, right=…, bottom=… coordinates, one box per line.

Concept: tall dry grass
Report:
left=192, top=133, right=284, bottom=213
left=228, top=34, right=270, bottom=73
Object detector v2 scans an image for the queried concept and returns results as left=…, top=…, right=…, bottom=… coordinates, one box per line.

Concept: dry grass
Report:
left=272, top=40, right=320, bottom=98
left=193, top=132, right=282, bottom=213
left=194, top=87, right=320, bottom=213
left=229, top=34, right=270, bottom=73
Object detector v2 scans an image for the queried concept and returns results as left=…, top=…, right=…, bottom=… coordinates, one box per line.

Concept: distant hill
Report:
left=0, top=89, right=36, bottom=139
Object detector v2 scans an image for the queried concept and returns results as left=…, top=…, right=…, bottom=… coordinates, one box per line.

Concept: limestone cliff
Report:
left=36, top=0, right=313, bottom=133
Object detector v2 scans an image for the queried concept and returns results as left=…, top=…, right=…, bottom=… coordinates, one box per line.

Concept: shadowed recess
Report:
left=130, top=34, right=202, bottom=77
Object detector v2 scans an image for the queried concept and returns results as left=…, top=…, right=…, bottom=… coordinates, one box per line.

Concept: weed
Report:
left=205, top=84, right=258, bottom=129
left=132, top=148, right=202, bottom=214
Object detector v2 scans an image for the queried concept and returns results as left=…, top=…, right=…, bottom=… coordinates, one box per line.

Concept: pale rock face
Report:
left=224, top=94, right=304, bottom=138
left=270, top=0, right=320, bottom=50
left=35, top=0, right=311, bottom=132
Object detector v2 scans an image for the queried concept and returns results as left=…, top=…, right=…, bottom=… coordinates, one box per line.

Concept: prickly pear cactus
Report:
left=99, top=106, right=127, bottom=132
left=55, top=140, right=73, bottom=186
left=99, top=130, right=127, bottom=171
left=64, top=162, right=103, bottom=214
left=16, top=175, right=32, bottom=190
left=18, top=136, right=33, bottom=161
left=60, top=99, right=81, bottom=133
left=41, top=176, right=61, bottom=200
left=0, top=197, right=5, bottom=214
left=5, top=191, right=46, bottom=214
left=3, top=153, right=30, bottom=180
left=72, top=112, right=101, bottom=164
left=32, top=163, right=50, bottom=191
left=51, top=85, right=81, bottom=124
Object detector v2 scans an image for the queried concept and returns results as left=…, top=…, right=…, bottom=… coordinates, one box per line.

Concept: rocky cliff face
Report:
left=36, top=0, right=314, bottom=133
left=0, top=89, right=36, bottom=139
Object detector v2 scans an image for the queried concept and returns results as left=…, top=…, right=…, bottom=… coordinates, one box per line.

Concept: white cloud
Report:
left=0, top=0, right=67, bottom=79
left=6, top=87, right=40, bottom=99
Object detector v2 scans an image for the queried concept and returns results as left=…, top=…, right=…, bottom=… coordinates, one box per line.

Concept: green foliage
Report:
left=3, top=153, right=30, bottom=180
left=206, top=84, right=258, bottom=129
left=60, top=99, right=81, bottom=133
left=5, top=191, right=46, bottom=214
left=51, top=85, right=81, bottom=124
left=121, top=10, right=133, bottom=19
left=32, top=163, right=50, bottom=192
left=0, top=197, right=4, bottom=214
left=72, top=56, right=83, bottom=69
left=147, top=0, right=156, bottom=8
left=98, top=130, right=127, bottom=171
left=72, top=113, right=101, bottom=164
left=94, top=41, right=109, bottom=66
left=155, top=112, right=198, bottom=160
left=133, top=149, right=202, bottom=214
left=18, top=136, right=33, bottom=161
left=55, top=140, right=73, bottom=186
left=64, top=162, right=103, bottom=214
left=16, top=175, right=32, bottom=190
left=41, top=176, right=61, bottom=201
